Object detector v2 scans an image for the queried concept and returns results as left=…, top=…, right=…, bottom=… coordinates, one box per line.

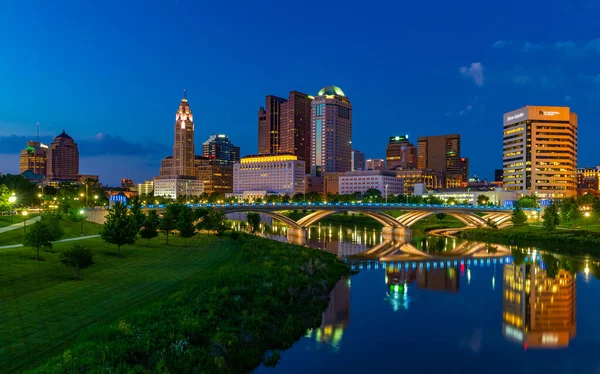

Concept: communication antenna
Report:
left=36, top=122, right=40, bottom=142
left=183, top=88, right=187, bottom=99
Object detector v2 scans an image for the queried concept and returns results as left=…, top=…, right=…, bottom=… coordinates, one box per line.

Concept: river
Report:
left=252, top=223, right=600, bottom=374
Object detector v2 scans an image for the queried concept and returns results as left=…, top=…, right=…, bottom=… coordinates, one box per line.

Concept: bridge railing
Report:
left=139, top=202, right=540, bottom=212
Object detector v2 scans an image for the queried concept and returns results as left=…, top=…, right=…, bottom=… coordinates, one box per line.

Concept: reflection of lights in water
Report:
left=492, top=276, right=495, bottom=290
left=467, top=269, right=471, bottom=284
left=385, top=282, right=410, bottom=312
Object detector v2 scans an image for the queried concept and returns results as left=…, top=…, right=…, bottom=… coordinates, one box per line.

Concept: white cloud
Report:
left=459, top=62, right=484, bottom=86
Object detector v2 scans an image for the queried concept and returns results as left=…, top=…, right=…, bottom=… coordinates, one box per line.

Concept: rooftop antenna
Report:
left=36, top=122, right=40, bottom=142
left=183, top=88, right=187, bottom=99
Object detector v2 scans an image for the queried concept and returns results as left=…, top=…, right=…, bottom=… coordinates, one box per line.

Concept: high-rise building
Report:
left=351, top=150, right=365, bottom=171
left=503, top=263, right=576, bottom=348
left=258, top=95, right=287, bottom=155
left=160, top=91, right=196, bottom=178
left=202, top=134, right=240, bottom=167
left=576, top=166, right=600, bottom=195
left=47, top=130, right=79, bottom=182
left=386, top=135, right=416, bottom=169
left=417, top=134, right=461, bottom=172
left=195, top=155, right=234, bottom=195
left=311, top=85, right=352, bottom=175
left=503, top=106, right=578, bottom=198
left=232, top=154, right=305, bottom=198
left=121, top=178, right=135, bottom=189
left=280, top=91, right=313, bottom=173
left=366, top=158, right=385, bottom=170
left=19, top=141, right=47, bottom=176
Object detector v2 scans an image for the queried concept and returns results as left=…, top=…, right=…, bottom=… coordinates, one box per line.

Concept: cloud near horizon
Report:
left=459, top=62, right=484, bottom=86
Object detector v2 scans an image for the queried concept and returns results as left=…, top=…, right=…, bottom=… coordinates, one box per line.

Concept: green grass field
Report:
left=0, top=234, right=238, bottom=372
left=0, top=220, right=102, bottom=246
left=0, top=214, right=39, bottom=228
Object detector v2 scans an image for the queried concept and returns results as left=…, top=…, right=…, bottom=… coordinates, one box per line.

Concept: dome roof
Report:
left=55, top=130, right=73, bottom=140
left=317, top=85, right=345, bottom=97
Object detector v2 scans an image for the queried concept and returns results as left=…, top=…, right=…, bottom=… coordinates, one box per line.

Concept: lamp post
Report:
left=79, top=209, right=85, bottom=236
left=8, top=193, right=16, bottom=224
left=385, top=184, right=389, bottom=204
left=22, top=210, right=28, bottom=234
left=585, top=211, right=591, bottom=229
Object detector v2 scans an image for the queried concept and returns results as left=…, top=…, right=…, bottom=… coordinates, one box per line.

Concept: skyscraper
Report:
left=258, top=95, right=287, bottom=154
left=47, top=130, right=79, bottom=181
left=19, top=141, right=47, bottom=176
left=280, top=91, right=313, bottom=173
left=311, top=85, right=352, bottom=175
left=417, top=134, right=460, bottom=172
left=503, top=106, right=578, bottom=198
left=351, top=150, right=365, bottom=171
left=202, top=134, right=240, bottom=167
left=160, top=91, right=196, bottom=177
left=366, top=158, right=385, bottom=170
left=386, top=135, right=416, bottom=169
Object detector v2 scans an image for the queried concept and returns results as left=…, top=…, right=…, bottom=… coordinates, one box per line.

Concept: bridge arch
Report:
left=396, top=211, right=489, bottom=227
left=223, top=208, right=302, bottom=229
left=297, top=210, right=406, bottom=228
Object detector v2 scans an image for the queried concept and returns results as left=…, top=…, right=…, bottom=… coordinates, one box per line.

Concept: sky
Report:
left=1, top=0, right=599, bottom=185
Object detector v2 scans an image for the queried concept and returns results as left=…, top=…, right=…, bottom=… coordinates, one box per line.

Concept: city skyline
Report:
left=1, top=1, right=600, bottom=185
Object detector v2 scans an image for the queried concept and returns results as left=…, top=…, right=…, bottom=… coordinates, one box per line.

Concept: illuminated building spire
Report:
left=173, top=90, right=195, bottom=177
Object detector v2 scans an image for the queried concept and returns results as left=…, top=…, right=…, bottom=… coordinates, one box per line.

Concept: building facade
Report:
left=196, top=155, right=234, bottom=195
left=280, top=91, right=313, bottom=173
left=418, top=187, right=518, bottom=206
left=19, top=141, right=47, bottom=176
left=233, top=154, right=305, bottom=196
left=258, top=95, right=287, bottom=155
left=366, top=158, right=385, bottom=170
left=202, top=134, right=240, bottom=167
left=47, top=130, right=79, bottom=181
left=311, top=85, right=352, bottom=175
left=339, top=170, right=404, bottom=196
left=351, top=150, right=365, bottom=171
left=577, top=166, right=600, bottom=195
left=417, top=134, right=462, bottom=179
left=160, top=92, right=196, bottom=178
left=503, top=106, right=578, bottom=198
left=386, top=135, right=416, bottom=169
left=137, top=180, right=154, bottom=195
left=153, top=176, right=203, bottom=200
left=396, top=168, right=444, bottom=194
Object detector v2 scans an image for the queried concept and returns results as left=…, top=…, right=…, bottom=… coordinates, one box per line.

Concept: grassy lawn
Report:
left=0, top=220, right=102, bottom=246
left=0, top=213, right=39, bottom=228
left=0, top=234, right=238, bottom=372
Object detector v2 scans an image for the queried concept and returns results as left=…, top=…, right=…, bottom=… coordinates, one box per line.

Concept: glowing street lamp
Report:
left=79, top=209, right=85, bottom=236
left=22, top=210, right=28, bottom=233
left=8, top=193, right=16, bottom=224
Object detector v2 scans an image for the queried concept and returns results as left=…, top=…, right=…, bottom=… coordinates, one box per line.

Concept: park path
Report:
left=0, top=234, right=100, bottom=250
left=0, top=216, right=41, bottom=234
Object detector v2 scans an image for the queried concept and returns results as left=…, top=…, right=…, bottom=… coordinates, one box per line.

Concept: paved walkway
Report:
left=0, top=216, right=41, bottom=233
left=0, top=234, right=100, bottom=250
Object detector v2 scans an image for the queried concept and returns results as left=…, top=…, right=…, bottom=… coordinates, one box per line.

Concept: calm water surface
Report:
left=255, top=224, right=600, bottom=374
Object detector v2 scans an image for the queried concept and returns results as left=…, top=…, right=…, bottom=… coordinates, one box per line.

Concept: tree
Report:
left=101, top=203, right=138, bottom=257
left=477, top=195, right=490, bottom=206
left=130, top=198, right=145, bottom=230
left=0, top=184, right=12, bottom=213
left=139, top=211, right=160, bottom=246
left=24, top=221, right=53, bottom=261
left=159, top=210, right=176, bottom=245
left=205, top=210, right=226, bottom=234
left=363, top=188, right=382, bottom=201
left=177, top=207, right=195, bottom=246
left=435, top=213, right=447, bottom=221
left=517, top=195, right=538, bottom=208
left=246, top=212, right=261, bottom=234
left=60, top=244, right=94, bottom=280
left=511, top=206, right=528, bottom=226
left=40, top=211, right=64, bottom=241
left=542, top=203, right=560, bottom=232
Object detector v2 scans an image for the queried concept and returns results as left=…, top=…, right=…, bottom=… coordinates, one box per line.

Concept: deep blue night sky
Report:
left=1, top=0, right=599, bottom=185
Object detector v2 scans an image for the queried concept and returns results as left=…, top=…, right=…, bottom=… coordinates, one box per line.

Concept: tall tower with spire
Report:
left=160, top=90, right=196, bottom=177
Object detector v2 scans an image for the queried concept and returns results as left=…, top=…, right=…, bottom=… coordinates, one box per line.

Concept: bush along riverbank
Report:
left=30, top=234, right=350, bottom=373
left=459, top=227, right=600, bottom=257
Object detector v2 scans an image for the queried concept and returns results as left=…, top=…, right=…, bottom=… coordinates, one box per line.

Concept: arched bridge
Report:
left=142, top=202, right=537, bottom=241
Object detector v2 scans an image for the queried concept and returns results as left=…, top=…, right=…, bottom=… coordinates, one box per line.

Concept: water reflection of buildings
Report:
left=306, top=277, right=350, bottom=349
left=503, top=263, right=576, bottom=348
left=386, top=263, right=459, bottom=293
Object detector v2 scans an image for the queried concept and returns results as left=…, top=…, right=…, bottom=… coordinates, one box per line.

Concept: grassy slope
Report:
left=0, top=220, right=102, bottom=246
left=0, top=214, right=39, bottom=228
left=0, top=234, right=237, bottom=372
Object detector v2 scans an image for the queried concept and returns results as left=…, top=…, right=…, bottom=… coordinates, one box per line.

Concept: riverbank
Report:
left=459, top=226, right=600, bottom=257
left=20, top=233, right=349, bottom=373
